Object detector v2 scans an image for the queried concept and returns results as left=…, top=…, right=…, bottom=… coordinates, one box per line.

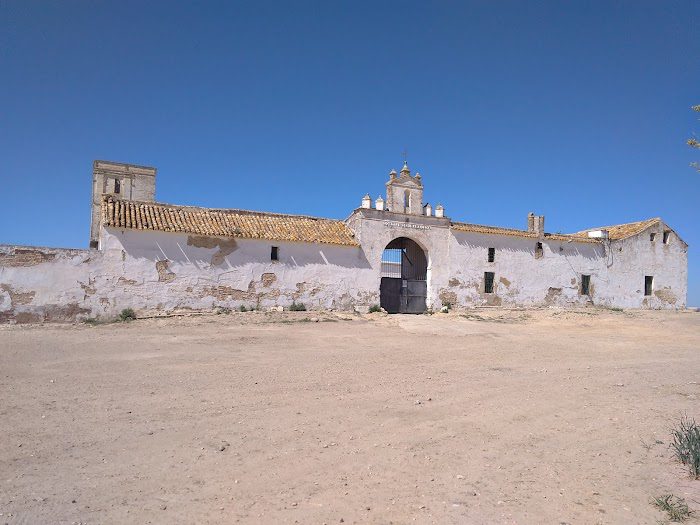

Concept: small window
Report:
left=644, top=275, right=653, bottom=296
left=271, top=246, right=279, bottom=261
left=484, top=271, right=495, bottom=293
left=114, top=178, right=121, bottom=194
left=487, top=247, right=495, bottom=263
left=663, top=231, right=671, bottom=244
left=581, top=274, right=591, bottom=295
left=535, top=242, right=543, bottom=259
left=649, top=232, right=656, bottom=242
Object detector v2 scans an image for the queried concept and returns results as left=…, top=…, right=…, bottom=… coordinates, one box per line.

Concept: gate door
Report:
left=380, top=237, right=427, bottom=314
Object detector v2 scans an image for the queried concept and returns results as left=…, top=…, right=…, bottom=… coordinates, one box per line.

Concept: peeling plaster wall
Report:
left=96, top=227, right=377, bottom=315
left=601, top=222, right=688, bottom=309
left=444, top=222, right=687, bottom=309
left=447, top=232, right=606, bottom=307
left=0, top=216, right=688, bottom=323
left=0, top=246, right=96, bottom=323
left=0, top=228, right=378, bottom=322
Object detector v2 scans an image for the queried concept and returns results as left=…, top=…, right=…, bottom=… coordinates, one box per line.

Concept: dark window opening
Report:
left=644, top=275, right=653, bottom=296
left=484, top=271, right=495, bottom=294
left=649, top=232, right=656, bottom=242
left=581, top=274, right=591, bottom=295
left=89, top=240, right=98, bottom=249
left=271, top=246, right=279, bottom=261
left=114, top=178, right=121, bottom=194
left=487, top=247, right=495, bottom=262
left=535, top=242, right=543, bottom=259
left=663, top=231, right=671, bottom=244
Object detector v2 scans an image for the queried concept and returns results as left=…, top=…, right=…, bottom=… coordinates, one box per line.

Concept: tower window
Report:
left=271, top=246, right=279, bottom=261
left=663, top=231, right=671, bottom=244
left=650, top=232, right=656, bottom=242
left=644, top=275, right=653, bottom=296
left=581, top=274, right=591, bottom=295
left=535, top=242, right=543, bottom=259
left=114, top=178, right=121, bottom=194
left=487, top=247, right=495, bottom=263
left=484, top=272, right=495, bottom=294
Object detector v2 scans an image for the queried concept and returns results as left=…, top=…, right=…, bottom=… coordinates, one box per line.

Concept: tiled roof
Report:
left=450, top=222, right=600, bottom=243
left=573, top=218, right=660, bottom=241
left=100, top=196, right=359, bottom=246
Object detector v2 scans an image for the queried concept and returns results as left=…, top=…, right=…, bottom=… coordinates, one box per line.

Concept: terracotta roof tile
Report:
left=101, top=196, right=359, bottom=246
left=573, top=218, right=660, bottom=240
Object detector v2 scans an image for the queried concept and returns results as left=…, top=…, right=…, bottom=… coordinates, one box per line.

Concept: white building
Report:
left=0, top=160, right=688, bottom=322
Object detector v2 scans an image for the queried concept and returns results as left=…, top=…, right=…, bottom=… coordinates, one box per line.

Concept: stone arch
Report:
left=380, top=236, right=428, bottom=313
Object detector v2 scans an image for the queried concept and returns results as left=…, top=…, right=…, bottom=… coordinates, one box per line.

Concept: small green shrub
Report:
left=83, top=317, right=100, bottom=325
left=118, top=308, right=136, bottom=322
left=289, top=301, right=307, bottom=311
left=671, top=416, right=700, bottom=479
left=238, top=305, right=248, bottom=312
left=652, top=494, right=692, bottom=522
left=368, top=304, right=382, bottom=313
left=441, top=301, right=452, bottom=311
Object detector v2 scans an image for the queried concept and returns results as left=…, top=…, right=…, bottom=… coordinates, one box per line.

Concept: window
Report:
left=271, top=246, right=279, bottom=261
left=644, top=275, right=653, bottom=296
left=535, top=242, right=543, bottom=259
left=649, top=232, right=656, bottom=242
left=114, top=178, right=121, bottom=194
left=487, top=247, right=495, bottom=263
left=581, top=274, right=591, bottom=295
left=484, top=271, right=495, bottom=294
left=663, top=231, right=671, bottom=244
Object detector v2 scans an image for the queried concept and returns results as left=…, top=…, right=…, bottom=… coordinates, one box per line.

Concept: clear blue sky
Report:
left=2, top=1, right=699, bottom=304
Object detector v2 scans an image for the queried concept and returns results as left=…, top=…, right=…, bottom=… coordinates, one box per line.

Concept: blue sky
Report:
left=1, top=1, right=699, bottom=304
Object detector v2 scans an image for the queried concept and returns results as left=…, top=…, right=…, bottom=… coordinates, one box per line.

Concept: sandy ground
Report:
left=1, top=308, right=699, bottom=525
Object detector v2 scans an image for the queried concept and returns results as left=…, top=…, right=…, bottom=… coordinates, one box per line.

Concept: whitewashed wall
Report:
left=443, top=232, right=605, bottom=307
left=97, top=227, right=377, bottom=314
left=0, top=217, right=688, bottom=323
left=600, top=221, right=687, bottom=309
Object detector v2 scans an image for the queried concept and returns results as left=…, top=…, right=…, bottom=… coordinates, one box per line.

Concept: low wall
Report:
left=0, top=245, right=98, bottom=323
left=0, top=226, right=380, bottom=323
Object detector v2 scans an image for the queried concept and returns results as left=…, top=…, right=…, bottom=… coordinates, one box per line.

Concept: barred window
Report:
left=487, top=247, right=495, bottom=262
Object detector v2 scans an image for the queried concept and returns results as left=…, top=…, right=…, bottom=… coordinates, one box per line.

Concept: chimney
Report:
left=375, top=196, right=385, bottom=211
left=535, top=215, right=545, bottom=235
left=527, top=212, right=544, bottom=235
left=435, top=204, right=444, bottom=218
left=527, top=212, right=535, bottom=232
left=361, top=194, right=371, bottom=209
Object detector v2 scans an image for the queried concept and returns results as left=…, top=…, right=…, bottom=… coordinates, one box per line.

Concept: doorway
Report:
left=380, top=237, right=427, bottom=314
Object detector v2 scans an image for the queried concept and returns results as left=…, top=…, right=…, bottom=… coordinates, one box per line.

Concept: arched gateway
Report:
left=380, top=237, right=428, bottom=314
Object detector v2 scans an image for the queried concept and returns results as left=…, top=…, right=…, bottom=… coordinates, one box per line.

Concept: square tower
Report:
left=90, top=160, right=156, bottom=248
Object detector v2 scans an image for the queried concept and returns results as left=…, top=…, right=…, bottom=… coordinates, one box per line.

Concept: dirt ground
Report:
left=1, top=308, right=699, bottom=525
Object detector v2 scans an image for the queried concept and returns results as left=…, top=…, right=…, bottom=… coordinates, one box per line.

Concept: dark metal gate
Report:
left=380, top=237, right=427, bottom=314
